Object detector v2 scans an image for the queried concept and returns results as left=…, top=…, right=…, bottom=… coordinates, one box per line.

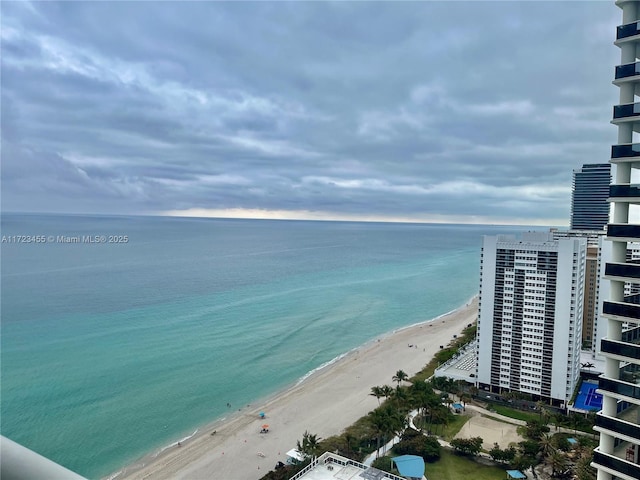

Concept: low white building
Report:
left=286, top=452, right=419, bottom=480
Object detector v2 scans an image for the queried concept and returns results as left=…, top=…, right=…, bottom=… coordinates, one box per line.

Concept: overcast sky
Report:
left=1, top=1, right=622, bottom=225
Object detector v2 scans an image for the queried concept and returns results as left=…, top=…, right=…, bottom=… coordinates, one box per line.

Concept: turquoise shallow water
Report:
left=0, top=214, right=530, bottom=478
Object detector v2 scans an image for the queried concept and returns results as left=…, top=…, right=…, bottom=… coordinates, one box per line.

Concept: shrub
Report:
left=371, top=455, right=400, bottom=475
left=394, top=434, right=441, bottom=462
left=450, top=437, right=483, bottom=456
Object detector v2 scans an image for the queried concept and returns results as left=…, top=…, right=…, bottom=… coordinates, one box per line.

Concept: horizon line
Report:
left=2, top=208, right=565, bottom=228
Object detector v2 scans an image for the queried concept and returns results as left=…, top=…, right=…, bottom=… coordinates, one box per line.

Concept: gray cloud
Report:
left=1, top=0, right=620, bottom=224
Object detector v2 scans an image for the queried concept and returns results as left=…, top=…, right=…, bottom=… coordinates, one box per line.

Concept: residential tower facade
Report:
left=592, top=1, right=640, bottom=478
left=476, top=232, right=585, bottom=407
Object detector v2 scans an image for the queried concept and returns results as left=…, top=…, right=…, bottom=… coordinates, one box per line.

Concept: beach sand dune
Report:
left=116, top=298, right=478, bottom=480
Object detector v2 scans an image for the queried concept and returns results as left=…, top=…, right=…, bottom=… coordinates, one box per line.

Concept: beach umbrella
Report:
left=262, top=424, right=269, bottom=429
left=259, top=411, right=265, bottom=418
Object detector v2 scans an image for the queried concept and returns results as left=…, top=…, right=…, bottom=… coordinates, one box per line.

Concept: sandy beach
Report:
left=116, top=297, right=478, bottom=480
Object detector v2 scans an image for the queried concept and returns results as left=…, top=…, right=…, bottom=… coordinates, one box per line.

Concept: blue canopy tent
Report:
left=391, top=455, right=425, bottom=479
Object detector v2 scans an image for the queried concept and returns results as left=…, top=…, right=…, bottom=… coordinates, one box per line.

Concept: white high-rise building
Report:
left=476, top=232, right=585, bottom=407
left=592, top=2, right=640, bottom=478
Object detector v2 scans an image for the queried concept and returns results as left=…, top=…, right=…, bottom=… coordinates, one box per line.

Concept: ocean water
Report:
left=1, top=214, right=530, bottom=478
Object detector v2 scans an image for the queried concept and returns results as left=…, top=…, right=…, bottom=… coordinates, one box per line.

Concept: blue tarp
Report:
left=392, top=455, right=425, bottom=479
left=506, top=470, right=527, bottom=479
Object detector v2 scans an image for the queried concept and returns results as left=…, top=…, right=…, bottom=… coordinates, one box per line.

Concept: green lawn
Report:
left=412, top=412, right=470, bottom=441
left=440, top=414, right=471, bottom=441
left=487, top=403, right=539, bottom=423
left=424, top=449, right=507, bottom=480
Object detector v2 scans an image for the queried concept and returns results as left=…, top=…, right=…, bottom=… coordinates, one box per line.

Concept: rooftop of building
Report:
left=580, top=350, right=605, bottom=374
left=433, top=341, right=476, bottom=383
left=288, top=452, right=422, bottom=480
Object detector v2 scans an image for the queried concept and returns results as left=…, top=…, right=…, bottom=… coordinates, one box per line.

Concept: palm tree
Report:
left=570, top=413, right=581, bottom=435
left=392, top=385, right=410, bottom=409
left=368, top=409, right=390, bottom=458
left=549, top=450, right=569, bottom=477
left=581, top=362, right=595, bottom=372
left=381, top=385, right=394, bottom=402
left=431, top=376, right=453, bottom=394
left=392, top=370, right=409, bottom=389
left=430, top=405, right=449, bottom=435
left=574, top=447, right=596, bottom=480
left=387, top=410, right=407, bottom=453
left=443, top=395, right=453, bottom=415
left=296, top=430, right=322, bottom=459
left=454, top=380, right=467, bottom=401
left=470, top=385, right=479, bottom=399
left=411, top=384, right=438, bottom=429
left=539, top=433, right=555, bottom=460
left=368, top=405, right=406, bottom=457
left=344, top=432, right=355, bottom=458
left=370, top=386, right=384, bottom=405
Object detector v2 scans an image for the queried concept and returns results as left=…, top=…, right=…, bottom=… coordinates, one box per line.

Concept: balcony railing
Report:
left=605, top=262, right=640, bottom=280
left=595, top=413, right=640, bottom=440
left=613, top=103, right=640, bottom=120
left=592, top=449, right=640, bottom=479
left=599, top=377, right=640, bottom=399
left=616, top=62, right=640, bottom=79
left=0, top=436, right=87, bottom=480
left=601, top=339, right=640, bottom=360
left=622, top=325, right=640, bottom=343
left=610, top=184, right=640, bottom=199
left=607, top=224, right=640, bottom=240
left=617, top=20, right=640, bottom=40
left=612, top=143, right=640, bottom=159
left=603, top=300, right=640, bottom=322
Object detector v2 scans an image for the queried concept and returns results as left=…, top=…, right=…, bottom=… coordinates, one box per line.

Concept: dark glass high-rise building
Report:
left=570, top=164, right=611, bottom=231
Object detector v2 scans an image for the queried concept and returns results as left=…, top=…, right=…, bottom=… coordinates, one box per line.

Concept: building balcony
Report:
left=595, top=412, right=640, bottom=441
left=605, top=261, right=640, bottom=282
left=598, top=377, right=640, bottom=401
left=592, top=448, right=640, bottom=480
left=603, top=300, right=640, bottom=323
left=612, top=143, right=640, bottom=162
left=616, top=62, right=640, bottom=80
left=610, top=184, right=640, bottom=202
left=607, top=223, right=640, bottom=241
left=620, top=362, right=640, bottom=383
left=622, top=325, right=640, bottom=343
left=617, top=20, right=640, bottom=41
left=613, top=102, right=640, bottom=121
left=601, top=338, right=640, bottom=361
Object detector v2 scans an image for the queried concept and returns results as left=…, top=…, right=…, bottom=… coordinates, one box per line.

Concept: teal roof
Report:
left=392, top=455, right=425, bottom=479
left=506, top=470, right=527, bottom=479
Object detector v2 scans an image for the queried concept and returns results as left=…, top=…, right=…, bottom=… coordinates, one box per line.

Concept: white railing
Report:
left=288, top=452, right=407, bottom=480
left=0, top=436, right=87, bottom=480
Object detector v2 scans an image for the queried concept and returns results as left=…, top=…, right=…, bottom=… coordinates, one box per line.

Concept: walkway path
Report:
left=362, top=402, right=593, bottom=467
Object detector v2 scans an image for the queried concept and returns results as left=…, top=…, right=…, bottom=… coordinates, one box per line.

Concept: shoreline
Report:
left=113, top=296, right=478, bottom=480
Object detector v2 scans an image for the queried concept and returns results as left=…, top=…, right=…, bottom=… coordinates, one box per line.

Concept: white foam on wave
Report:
left=295, top=349, right=352, bottom=385
left=153, top=429, right=198, bottom=457
left=294, top=294, right=478, bottom=387
left=105, top=470, right=123, bottom=480
left=393, top=294, right=478, bottom=333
